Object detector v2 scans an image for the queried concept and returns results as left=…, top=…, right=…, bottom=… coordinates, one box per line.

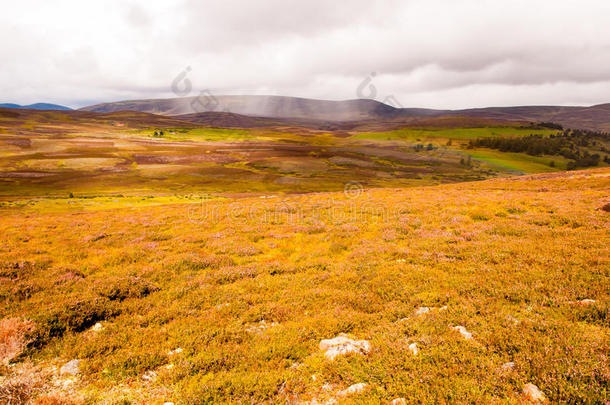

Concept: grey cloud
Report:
left=1, top=0, right=610, bottom=109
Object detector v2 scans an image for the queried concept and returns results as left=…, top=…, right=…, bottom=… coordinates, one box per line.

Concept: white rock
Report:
left=142, top=370, right=157, bottom=382
left=60, top=359, right=80, bottom=376
left=523, top=383, right=546, bottom=402
left=320, top=335, right=371, bottom=360
left=322, top=383, right=334, bottom=391
left=502, top=361, right=515, bottom=371
left=415, top=307, right=430, bottom=315
left=337, top=383, right=368, bottom=397
left=578, top=299, right=596, bottom=305
left=408, top=342, right=419, bottom=355
left=452, top=325, right=473, bottom=340
left=168, top=347, right=183, bottom=356
left=246, top=320, right=278, bottom=335
left=391, top=399, right=407, bottom=405
left=91, top=322, right=104, bottom=332
left=439, top=306, right=448, bottom=311
left=303, top=400, right=337, bottom=405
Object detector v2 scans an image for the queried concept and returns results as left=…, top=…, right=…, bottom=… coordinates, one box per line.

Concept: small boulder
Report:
left=391, top=399, right=407, bottom=405
left=322, top=383, right=334, bottom=392
left=501, top=361, right=515, bottom=371
left=91, top=322, right=104, bottom=332
left=142, top=370, right=157, bottom=382
left=408, top=343, right=419, bottom=356
left=246, top=320, right=278, bottom=335
left=568, top=298, right=596, bottom=305
left=523, top=383, right=546, bottom=402
left=168, top=347, right=183, bottom=356
left=60, top=359, right=80, bottom=376
left=415, top=307, right=430, bottom=315
left=452, top=325, right=473, bottom=340
left=320, top=335, right=371, bottom=360
left=337, top=383, right=368, bottom=397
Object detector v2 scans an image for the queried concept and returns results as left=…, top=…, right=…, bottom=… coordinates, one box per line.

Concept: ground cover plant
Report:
left=3, top=109, right=608, bottom=200
left=0, top=168, right=608, bottom=403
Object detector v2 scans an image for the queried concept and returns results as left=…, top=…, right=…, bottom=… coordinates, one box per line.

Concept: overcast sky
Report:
left=2, top=0, right=610, bottom=109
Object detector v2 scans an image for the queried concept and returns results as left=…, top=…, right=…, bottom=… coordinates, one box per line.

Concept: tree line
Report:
left=468, top=128, right=610, bottom=170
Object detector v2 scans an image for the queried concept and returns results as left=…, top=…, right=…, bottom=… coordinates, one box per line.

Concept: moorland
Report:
left=0, top=100, right=608, bottom=404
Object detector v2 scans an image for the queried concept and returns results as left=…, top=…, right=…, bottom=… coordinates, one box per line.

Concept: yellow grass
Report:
left=0, top=168, right=608, bottom=403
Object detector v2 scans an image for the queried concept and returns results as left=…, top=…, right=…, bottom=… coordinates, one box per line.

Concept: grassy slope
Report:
left=464, top=150, right=570, bottom=173
left=5, top=110, right=606, bottom=197
left=352, top=127, right=558, bottom=141
left=1, top=168, right=608, bottom=403
left=352, top=126, right=601, bottom=174
left=0, top=126, right=496, bottom=197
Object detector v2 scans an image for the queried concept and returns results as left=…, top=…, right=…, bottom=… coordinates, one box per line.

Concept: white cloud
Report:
left=1, top=0, right=610, bottom=109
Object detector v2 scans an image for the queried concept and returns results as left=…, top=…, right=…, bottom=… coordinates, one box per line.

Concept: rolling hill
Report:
left=80, top=96, right=610, bottom=132
left=0, top=168, right=608, bottom=403
left=0, top=102, right=72, bottom=111
left=81, top=95, right=397, bottom=121
left=0, top=95, right=608, bottom=404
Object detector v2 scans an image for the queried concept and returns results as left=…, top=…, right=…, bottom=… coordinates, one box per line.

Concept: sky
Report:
left=2, top=0, right=610, bottom=109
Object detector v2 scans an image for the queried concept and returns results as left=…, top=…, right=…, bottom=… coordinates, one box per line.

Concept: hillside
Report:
left=4, top=106, right=597, bottom=198
left=446, top=103, right=610, bottom=133
left=0, top=107, right=196, bottom=134
left=0, top=169, right=608, bottom=403
left=171, top=111, right=324, bottom=129
left=0, top=103, right=72, bottom=111
left=80, top=96, right=610, bottom=131
left=81, top=95, right=397, bottom=121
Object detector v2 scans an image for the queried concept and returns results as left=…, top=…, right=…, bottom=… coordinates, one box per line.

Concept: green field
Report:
left=464, top=149, right=570, bottom=173
left=353, top=126, right=558, bottom=141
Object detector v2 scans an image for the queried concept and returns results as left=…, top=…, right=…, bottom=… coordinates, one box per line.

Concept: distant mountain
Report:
left=171, top=111, right=350, bottom=130
left=442, top=104, right=610, bottom=132
left=80, top=96, right=610, bottom=131
left=81, top=95, right=397, bottom=121
left=0, top=103, right=72, bottom=111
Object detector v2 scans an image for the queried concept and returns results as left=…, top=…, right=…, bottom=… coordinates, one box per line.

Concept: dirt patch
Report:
left=2, top=138, right=32, bottom=148
left=1, top=171, right=56, bottom=178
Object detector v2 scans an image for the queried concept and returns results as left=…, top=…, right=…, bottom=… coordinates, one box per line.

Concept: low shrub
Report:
left=0, top=317, right=36, bottom=364
left=0, top=362, right=45, bottom=404
left=96, top=276, right=159, bottom=301
left=34, top=298, right=119, bottom=344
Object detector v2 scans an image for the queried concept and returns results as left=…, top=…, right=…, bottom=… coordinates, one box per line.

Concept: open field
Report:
left=3, top=107, right=608, bottom=199
left=0, top=107, right=609, bottom=403
left=352, top=126, right=558, bottom=141
left=0, top=168, right=608, bottom=403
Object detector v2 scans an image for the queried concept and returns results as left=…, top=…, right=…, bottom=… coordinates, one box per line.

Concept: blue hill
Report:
left=0, top=103, right=72, bottom=111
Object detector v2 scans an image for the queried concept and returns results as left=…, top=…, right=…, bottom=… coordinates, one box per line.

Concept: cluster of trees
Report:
left=468, top=128, right=610, bottom=170
left=153, top=130, right=165, bottom=137
left=413, top=143, right=436, bottom=151
left=522, top=122, right=564, bottom=131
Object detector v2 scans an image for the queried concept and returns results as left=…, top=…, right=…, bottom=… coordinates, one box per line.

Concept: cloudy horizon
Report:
left=2, top=0, right=610, bottom=110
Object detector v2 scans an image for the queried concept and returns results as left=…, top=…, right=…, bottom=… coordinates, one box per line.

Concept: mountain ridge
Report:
left=80, top=95, right=610, bottom=131
left=0, top=102, right=72, bottom=111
